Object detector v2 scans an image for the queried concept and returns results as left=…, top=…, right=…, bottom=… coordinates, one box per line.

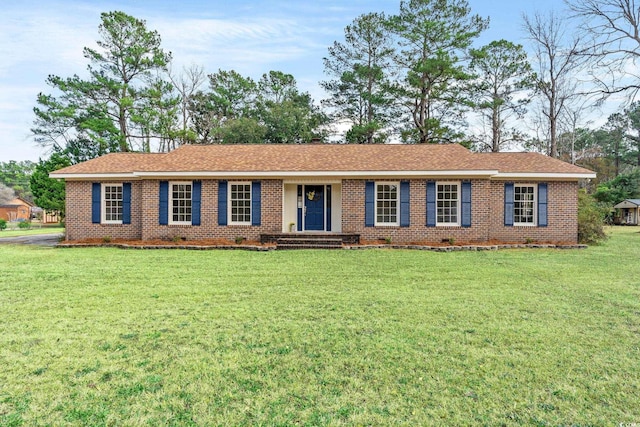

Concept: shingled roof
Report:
left=50, top=143, right=596, bottom=179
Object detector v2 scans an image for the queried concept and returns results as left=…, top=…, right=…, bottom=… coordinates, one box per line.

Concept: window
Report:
left=102, top=184, right=123, bottom=224
left=376, top=182, right=398, bottom=226
left=170, top=182, right=192, bottom=224
left=229, top=182, right=251, bottom=225
left=437, top=182, right=459, bottom=226
left=514, top=184, right=536, bottom=225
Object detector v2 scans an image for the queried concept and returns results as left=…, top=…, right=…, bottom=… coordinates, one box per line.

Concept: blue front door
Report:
left=304, top=185, right=324, bottom=231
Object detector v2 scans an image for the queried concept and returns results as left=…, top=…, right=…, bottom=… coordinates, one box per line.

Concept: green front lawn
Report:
left=1, top=227, right=639, bottom=425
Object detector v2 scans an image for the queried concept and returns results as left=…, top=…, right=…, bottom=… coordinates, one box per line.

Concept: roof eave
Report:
left=49, top=170, right=596, bottom=180
left=493, top=172, right=596, bottom=180
left=49, top=173, right=140, bottom=180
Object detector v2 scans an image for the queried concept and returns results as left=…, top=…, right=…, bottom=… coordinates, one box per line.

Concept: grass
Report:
left=0, top=227, right=639, bottom=425
left=0, top=224, right=64, bottom=238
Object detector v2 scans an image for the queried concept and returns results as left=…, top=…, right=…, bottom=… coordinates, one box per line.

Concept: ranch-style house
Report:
left=50, top=143, right=596, bottom=245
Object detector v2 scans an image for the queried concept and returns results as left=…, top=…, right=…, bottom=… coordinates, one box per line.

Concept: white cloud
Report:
left=152, top=16, right=322, bottom=75
left=0, top=5, right=100, bottom=161
left=0, top=83, right=49, bottom=161
left=0, top=7, right=98, bottom=79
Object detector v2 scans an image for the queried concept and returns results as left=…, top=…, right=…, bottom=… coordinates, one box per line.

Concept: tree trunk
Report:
left=491, top=99, right=500, bottom=152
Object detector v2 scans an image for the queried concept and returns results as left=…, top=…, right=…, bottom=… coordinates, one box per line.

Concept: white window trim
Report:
left=228, top=181, right=252, bottom=226
left=101, top=183, right=123, bottom=225
left=375, top=181, right=400, bottom=227
left=436, top=181, right=461, bottom=227
left=514, top=184, right=537, bottom=226
left=168, top=181, right=193, bottom=225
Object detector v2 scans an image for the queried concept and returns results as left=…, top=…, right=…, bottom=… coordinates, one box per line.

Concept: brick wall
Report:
left=140, top=179, right=282, bottom=241
left=65, top=181, right=143, bottom=241
left=341, top=179, right=578, bottom=244
left=65, top=179, right=282, bottom=242
left=489, top=181, right=578, bottom=243
left=65, top=178, right=579, bottom=244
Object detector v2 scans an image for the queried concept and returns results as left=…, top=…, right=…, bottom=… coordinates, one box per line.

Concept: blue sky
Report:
left=1, top=0, right=566, bottom=161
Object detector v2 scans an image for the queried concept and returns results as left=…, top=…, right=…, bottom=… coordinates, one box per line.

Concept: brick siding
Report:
left=65, top=181, right=143, bottom=241
left=65, top=178, right=579, bottom=244
left=488, top=181, right=578, bottom=243
left=66, top=179, right=282, bottom=242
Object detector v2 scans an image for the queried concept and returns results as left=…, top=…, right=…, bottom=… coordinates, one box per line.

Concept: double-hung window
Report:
left=436, top=182, right=460, bottom=226
left=102, top=184, right=123, bottom=224
left=376, top=182, right=398, bottom=226
left=514, top=184, right=536, bottom=225
left=229, top=182, right=252, bottom=225
left=170, top=182, right=192, bottom=225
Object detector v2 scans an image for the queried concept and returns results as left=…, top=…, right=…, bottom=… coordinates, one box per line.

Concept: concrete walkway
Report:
left=0, top=233, right=63, bottom=247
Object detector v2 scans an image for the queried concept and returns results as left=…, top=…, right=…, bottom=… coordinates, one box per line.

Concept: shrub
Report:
left=578, top=190, right=608, bottom=245
left=102, top=236, right=112, bottom=243
left=18, top=221, right=31, bottom=230
left=0, top=218, right=6, bottom=231
left=235, top=236, right=245, bottom=244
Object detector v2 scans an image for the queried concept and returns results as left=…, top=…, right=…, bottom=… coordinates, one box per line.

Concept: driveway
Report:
left=0, top=233, right=63, bottom=247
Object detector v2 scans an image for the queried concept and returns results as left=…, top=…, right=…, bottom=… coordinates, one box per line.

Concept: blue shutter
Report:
left=426, top=181, right=436, bottom=227
left=122, top=183, right=131, bottom=225
left=91, top=183, right=101, bottom=224
left=251, top=181, right=261, bottom=226
left=297, top=185, right=303, bottom=231
left=192, top=181, right=201, bottom=226
left=159, top=181, right=169, bottom=225
left=461, top=181, right=471, bottom=228
left=400, top=181, right=410, bottom=227
left=504, top=183, right=514, bottom=226
left=218, top=181, right=228, bottom=226
left=538, top=183, right=548, bottom=227
left=365, top=181, right=375, bottom=227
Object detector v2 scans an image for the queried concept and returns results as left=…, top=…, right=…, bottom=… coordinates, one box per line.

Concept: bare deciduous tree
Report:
left=523, top=11, right=584, bottom=158
left=168, top=64, right=206, bottom=150
left=558, top=99, right=594, bottom=164
left=566, top=0, right=640, bottom=99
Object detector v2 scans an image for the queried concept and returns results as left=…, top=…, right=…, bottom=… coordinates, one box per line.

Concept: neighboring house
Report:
left=613, top=199, right=640, bottom=225
left=50, top=144, right=596, bottom=244
left=0, top=197, right=34, bottom=222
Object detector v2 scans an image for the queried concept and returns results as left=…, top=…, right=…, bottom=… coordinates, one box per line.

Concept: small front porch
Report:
left=282, top=182, right=343, bottom=233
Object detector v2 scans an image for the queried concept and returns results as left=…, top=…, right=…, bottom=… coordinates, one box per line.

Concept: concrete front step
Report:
left=276, top=238, right=342, bottom=246
left=276, top=243, right=343, bottom=250
left=261, top=233, right=360, bottom=245
left=275, top=237, right=343, bottom=250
